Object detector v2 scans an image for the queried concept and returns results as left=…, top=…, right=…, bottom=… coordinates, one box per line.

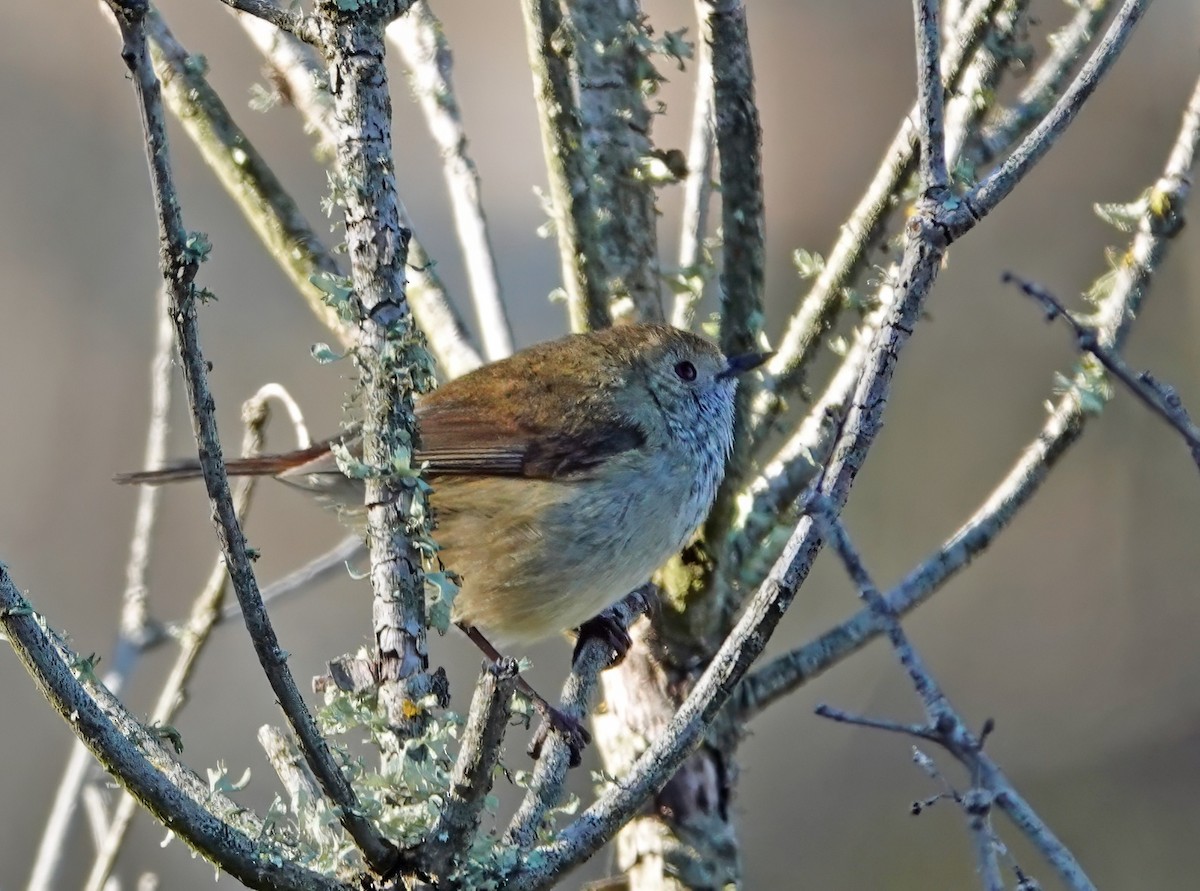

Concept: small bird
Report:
left=118, top=324, right=767, bottom=651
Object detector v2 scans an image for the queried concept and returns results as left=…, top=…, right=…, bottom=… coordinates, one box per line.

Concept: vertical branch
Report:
left=102, top=0, right=396, bottom=873
left=226, top=0, right=484, bottom=377
left=389, top=1, right=513, bottom=358
left=563, top=0, right=664, bottom=321
left=521, top=0, right=609, bottom=332
left=671, top=4, right=715, bottom=331
left=697, top=0, right=766, bottom=601
left=314, top=0, right=438, bottom=735
left=913, top=0, right=950, bottom=194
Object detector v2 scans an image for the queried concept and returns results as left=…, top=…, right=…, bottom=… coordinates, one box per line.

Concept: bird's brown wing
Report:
left=413, top=401, right=645, bottom=479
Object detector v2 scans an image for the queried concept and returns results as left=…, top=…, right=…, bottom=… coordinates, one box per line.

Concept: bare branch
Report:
left=750, top=0, right=1003, bottom=440
left=101, top=0, right=397, bottom=872
left=733, top=68, right=1200, bottom=718
left=145, top=9, right=353, bottom=345
left=389, top=2, right=513, bottom=359
left=913, top=0, right=950, bottom=193
left=942, top=0, right=1028, bottom=164
left=809, top=498, right=1096, bottom=891
left=85, top=394, right=272, bottom=891
left=505, top=589, right=652, bottom=850
left=216, top=0, right=319, bottom=41
left=952, top=0, right=1150, bottom=231
left=223, top=535, right=365, bottom=623
left=1007, top=270, right=1200, bottom=470
left=225, top=0, right=484, bottom=376
left=424, top=659, right=519, bottom=879
left=670, top=0, right=716, bottom=331
left=27, top=285, right=172, bottom=891
left=259, top=725, right=326, bottom=816
left=973, top=0, right=1114, bottom=166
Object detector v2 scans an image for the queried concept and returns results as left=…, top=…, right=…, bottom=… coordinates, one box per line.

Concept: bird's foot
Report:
left=572, top=612, right=634, bottom=670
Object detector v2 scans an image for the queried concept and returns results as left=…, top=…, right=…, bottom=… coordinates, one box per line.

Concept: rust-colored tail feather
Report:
left=114, top=454, right=305, bottom=486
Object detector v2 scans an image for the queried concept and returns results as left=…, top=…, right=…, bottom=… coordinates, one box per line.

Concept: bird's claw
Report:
left=573, top=613, right=634, bottom=670
left=528, top=703, right=591, bottom=767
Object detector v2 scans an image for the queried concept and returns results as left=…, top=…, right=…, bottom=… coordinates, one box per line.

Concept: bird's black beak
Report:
left=718, top=350, right=773, bottom=380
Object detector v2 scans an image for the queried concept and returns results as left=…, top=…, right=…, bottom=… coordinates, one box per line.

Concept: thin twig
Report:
left=217, top=0, right=318, bottom=41
left=733, top=66, right=1200, bottom=720
left=809, top=498, right=1096, bottom=891
left=671, top=0, right=716, bottom=331
left=942, top=0, right=1029, bottom=165
left=103, top=0, right=397, bottom=873
left=951, top=0, right=1151, bottom=232
left=389, top=2, right=513, bottom=359
left=1006, top=271, right=1200, bottom=470
left=259, top=725, right=326, bottom=815
left=0, top=567, right=347, bottom=891
left=222, top=535, right=365, bottom=622
left=145, top=9, right=352, bottom=345
left=520, top=0, right=609, bottom=332
left=750, top=0, right=1004, bottom=441
left=424, top=659, right=519, bottom=879
left=26, top=285, right=172, bottom=891
left=972, top=0, right=1115, bottom=166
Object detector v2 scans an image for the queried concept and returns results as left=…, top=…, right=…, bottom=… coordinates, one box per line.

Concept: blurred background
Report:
left=2, top=1, right=1199, bottom=888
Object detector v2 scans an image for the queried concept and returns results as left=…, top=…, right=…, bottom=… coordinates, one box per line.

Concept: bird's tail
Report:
left=113, top=455, right=304, bottom=485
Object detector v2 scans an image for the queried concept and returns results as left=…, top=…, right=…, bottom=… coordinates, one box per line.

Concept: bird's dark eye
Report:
left=674, top=360, right=697, bottom=382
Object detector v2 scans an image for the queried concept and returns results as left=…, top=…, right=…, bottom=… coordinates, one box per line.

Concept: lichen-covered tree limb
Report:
left=423, top=659, right=519, bottom=880
left=307, top=0, right=439, bottom=743
left=562, top=0, right=664, bottom=322
left=160, top=2, right=483, bottom=378
left=521, top=0, right=610, bottom=332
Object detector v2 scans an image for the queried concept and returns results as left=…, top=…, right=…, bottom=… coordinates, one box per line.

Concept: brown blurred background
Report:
left=3, top=1, right=1199, bottom=888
